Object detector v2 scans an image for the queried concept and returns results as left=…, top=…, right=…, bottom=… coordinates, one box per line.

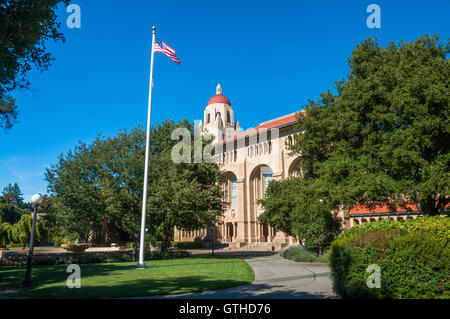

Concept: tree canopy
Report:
left=45, top=121, right=223, bottom=251
left=291, top=35, right=449, bottom=215
left=0, top=183, right=28, bottom=223
left=259, top=177, right=341, bottom=253
left=0, top=0, right=70, bottom=129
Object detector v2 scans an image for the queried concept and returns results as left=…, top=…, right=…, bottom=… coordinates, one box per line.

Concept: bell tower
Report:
left=202, top=84, right=238, bottom=142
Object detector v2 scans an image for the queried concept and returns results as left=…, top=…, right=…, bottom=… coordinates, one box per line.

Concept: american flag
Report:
left=154, top=36, right=180, bottom=64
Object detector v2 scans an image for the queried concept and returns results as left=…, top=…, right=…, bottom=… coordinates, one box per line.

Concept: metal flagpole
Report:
left=137, top=26, right=156, bottom=268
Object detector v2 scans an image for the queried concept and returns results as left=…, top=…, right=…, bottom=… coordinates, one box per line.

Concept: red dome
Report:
left=207, top=94, right=231, bottom=106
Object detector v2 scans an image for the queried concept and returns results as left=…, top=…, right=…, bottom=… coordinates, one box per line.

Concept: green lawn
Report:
left=0, top=255, right=254, bottom=298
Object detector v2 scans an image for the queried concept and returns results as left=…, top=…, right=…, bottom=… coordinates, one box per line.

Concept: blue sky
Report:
left=0, top=0, right=448, bottom=201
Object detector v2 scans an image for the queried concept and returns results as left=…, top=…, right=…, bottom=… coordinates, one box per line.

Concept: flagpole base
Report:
left=136, top=263, right=153, bottom=269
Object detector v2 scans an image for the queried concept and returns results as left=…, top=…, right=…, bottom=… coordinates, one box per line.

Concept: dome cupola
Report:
left=207, top=83, right=231, bottom=105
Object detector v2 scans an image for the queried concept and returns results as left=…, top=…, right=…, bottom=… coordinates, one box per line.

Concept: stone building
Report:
left=174, top=84, right=308, bottom=249
left=173, top=84, right=426, bottom=249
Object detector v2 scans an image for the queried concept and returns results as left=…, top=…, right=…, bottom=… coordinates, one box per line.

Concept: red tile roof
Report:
left=207, top=94, right=231, bottom=106
left=349, top=202, right=419, bottom=215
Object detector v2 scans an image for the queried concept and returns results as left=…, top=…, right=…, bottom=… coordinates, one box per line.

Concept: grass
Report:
left=0, top=255, right=254, bottom=298
left=281, top=247, right=329, bottom=263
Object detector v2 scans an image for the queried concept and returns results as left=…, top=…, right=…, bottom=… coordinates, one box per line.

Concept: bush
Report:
left=53, top=236, right=63, bottom=248
left=283, top=246, right=328, bottom=262
left=174, top=241, right=203, bottom=250
left=329, top=216, right=449, bottom=299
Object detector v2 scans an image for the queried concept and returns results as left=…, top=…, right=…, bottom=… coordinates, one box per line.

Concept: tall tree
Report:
left=46, top=121, right=223, bottom=254
left=259, top=177, right=341, bottom=254
left=1, top=182, right=24, bottom=205
left=0, top=0, right=70, bottom=129
left=0, top=183, right=28, bottom=223
left=290, top=35, right=449, bottom=215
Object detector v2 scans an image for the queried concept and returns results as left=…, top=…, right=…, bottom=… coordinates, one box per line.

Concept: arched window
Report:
left=223, top=173, right=238, bottom=207
left=207, top=113, right=210, bottom=124
left=227, top=110, right=231, bottom=124
left=234, top=150, right=237, bottom=162
left=251, top=166, right=273, bottom=201
left=268, top=141, right=272, bottom=154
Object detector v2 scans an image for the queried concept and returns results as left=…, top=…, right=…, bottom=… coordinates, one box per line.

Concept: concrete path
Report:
left=140, top=251, right=337, bottom=299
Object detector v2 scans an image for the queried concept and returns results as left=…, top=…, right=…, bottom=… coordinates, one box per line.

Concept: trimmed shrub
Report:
left=284, top=246, right=328, bottom=262
left=174, top=241, right=203, bottom=250
left=329, top=216, right=449, bottom=299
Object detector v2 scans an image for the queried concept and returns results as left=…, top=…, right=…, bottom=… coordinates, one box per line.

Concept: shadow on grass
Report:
left=0, top=256, right=253, bottom=299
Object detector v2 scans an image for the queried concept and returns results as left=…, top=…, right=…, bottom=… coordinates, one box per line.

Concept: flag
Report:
left=154, top=36, right=180, bottom=64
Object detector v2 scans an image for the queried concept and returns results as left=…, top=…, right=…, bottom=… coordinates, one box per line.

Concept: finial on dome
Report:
left=216, top=83, right=222, bottom=95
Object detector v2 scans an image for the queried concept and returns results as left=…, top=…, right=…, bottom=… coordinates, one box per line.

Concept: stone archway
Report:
left=288, top=157, right=302, bottom=178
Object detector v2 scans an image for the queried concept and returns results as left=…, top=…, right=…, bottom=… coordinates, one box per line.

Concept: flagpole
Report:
left=137, top=26, right=156, bottom=268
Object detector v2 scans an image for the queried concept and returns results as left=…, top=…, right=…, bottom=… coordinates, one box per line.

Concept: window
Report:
left=231, top=176, right=237, bottom=206
left=252, top=166, right=273, bottom=201
left=263, top=173, right=272, bottom=194
left=227, top=110, right=231, bottom=123
left=223, top=174, right=238, bottom=207
left=207, top=113, right=210, bottom=124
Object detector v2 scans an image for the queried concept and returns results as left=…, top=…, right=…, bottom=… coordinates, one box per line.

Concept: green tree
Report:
left=0, top=222, right=12, bottom=249
left=46, top=121, right=224, bottom=255
left=290, top=35, right=449, bottom=215
left=9, top=214, right=48, bottom=248
left=2, top=183, right=24, bottom=206
left=0, top=183, right=28, bottom=224
left=259, top=177, right=341, bottom=254
left=0, top=0, right=70, bottom=129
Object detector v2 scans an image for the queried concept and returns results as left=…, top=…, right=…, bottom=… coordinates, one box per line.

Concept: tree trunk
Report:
left=161, top=212, right=169, bottom=253
left=132, top=235, right=139, bottom=262
left=417, top=195, right=448, bottom=216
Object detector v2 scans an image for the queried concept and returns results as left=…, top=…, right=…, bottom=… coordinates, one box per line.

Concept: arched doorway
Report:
left=222, top=172, right=238, bottom=243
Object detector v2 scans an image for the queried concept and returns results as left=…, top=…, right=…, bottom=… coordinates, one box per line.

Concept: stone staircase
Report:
left=228, top=242, right=289, bottom=251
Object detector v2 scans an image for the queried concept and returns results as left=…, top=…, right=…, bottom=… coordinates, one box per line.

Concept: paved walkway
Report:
left=139, top=250, right=337, bottom=299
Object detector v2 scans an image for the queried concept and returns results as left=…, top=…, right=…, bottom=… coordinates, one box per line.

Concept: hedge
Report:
left=329, top=216, right=449, bottom=299
left=125, top=241, right=201, bottom=249
left=174, top=241, right=204, bottom=249
left=0, top=250, right=191, bottom=267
